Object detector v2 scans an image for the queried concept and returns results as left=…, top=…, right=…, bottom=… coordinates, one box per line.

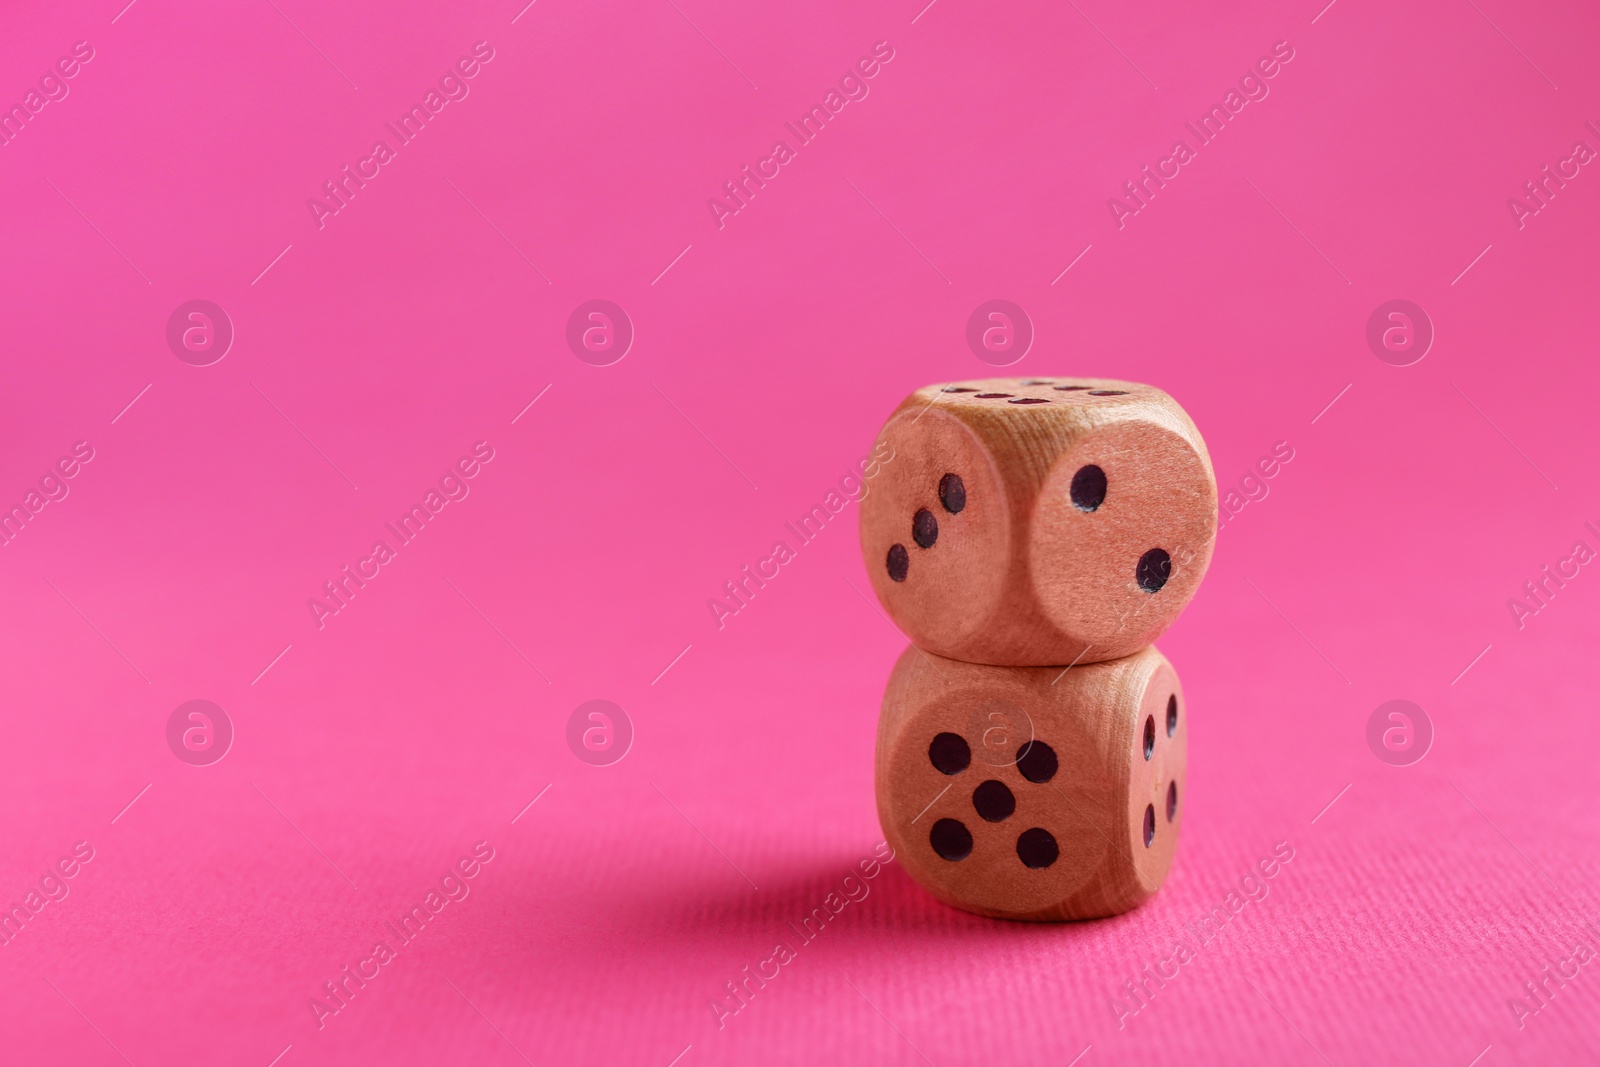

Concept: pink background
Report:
left=3, top=0, right=1599, bottom=1063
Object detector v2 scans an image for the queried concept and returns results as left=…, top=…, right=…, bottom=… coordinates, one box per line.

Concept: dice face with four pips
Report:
left=876, top=644, right=1186, bottom=921
left=859, top=377, right=1218, bottom=666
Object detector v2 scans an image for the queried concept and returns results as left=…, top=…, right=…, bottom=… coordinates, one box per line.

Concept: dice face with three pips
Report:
left=859, top=377, right=1218, bottom=666
left=863, top=376, right=1213, bottom=920
left=876, top=644, right=1186, bottom=921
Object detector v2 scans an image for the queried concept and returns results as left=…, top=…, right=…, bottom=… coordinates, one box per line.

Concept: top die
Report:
left=859, top=377, right=1217, bottom=666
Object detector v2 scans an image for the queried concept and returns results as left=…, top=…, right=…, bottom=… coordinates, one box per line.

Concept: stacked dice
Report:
left=859, top=377, right=1217, bottom=920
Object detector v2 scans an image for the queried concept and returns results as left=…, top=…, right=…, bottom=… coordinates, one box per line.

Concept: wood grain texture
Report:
left=875, top=643, right=1186, bottom=921
left=859, top=376, right=1217, bottom=665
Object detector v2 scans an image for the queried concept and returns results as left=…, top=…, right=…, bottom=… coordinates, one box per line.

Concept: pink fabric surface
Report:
left=3, top=0, right=1598, bottom=1063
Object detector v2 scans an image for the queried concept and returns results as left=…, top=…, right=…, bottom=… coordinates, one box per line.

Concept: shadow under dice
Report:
left=876, top=644, right=1186, bottom=920
left=859, top=377, right=1217, bottom=666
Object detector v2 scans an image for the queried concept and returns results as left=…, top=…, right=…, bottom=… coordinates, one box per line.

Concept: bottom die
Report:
left=875, top=643, right=1186, bottom=921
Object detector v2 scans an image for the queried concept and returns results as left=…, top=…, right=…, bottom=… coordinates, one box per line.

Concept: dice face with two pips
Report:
left=859, top=377, right=1217, bottom=666
left=876, top=644, right=1186, bottom=921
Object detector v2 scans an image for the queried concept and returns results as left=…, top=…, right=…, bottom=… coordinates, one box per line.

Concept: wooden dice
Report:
left=876, top=644, right=1186, bottom=921
left=862, top=376, right=1213, bottom=920
left=859, top=376, right=1217, bottom=666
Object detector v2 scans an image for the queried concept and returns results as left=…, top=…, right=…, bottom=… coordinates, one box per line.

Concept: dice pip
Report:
left=875, top=643, right=1186, bottom=921
left=859, top=377, right=1217, bottom=666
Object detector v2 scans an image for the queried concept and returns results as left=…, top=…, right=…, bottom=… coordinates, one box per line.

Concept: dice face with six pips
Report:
left=859, top=377, right=1217, bottom=666
left=876, top=644, right=1186, bottom=921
